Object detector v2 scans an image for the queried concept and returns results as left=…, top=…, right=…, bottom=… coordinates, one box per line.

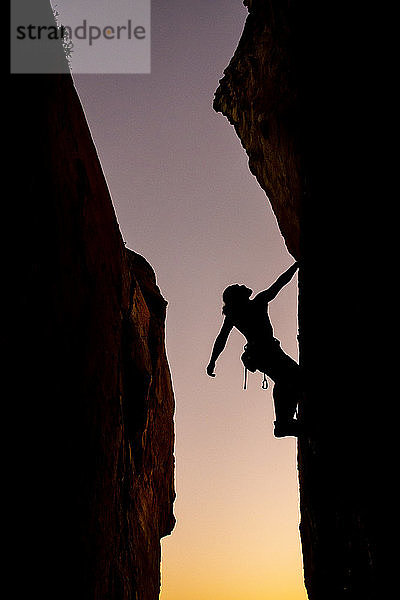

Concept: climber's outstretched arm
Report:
left=206, top=318, right=233, bottom=377
left=254, top=261, right=299, bottom=303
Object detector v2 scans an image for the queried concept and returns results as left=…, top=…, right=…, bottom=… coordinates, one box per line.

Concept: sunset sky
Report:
left=73, top=1, right=308, bottom=598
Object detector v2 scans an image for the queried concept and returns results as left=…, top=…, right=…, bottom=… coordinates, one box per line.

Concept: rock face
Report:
left=10, top=58, right=175, bottom=600
left=214, top=2, right=378, bottom=599
left=214, top=0, right=303, bottom=260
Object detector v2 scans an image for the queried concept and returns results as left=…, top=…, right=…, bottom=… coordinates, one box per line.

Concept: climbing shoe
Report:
left=274, top=419, right=303, bottom=438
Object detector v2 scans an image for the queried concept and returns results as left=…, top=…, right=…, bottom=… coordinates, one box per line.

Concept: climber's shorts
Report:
left=255, top=339, right=301, bottom=387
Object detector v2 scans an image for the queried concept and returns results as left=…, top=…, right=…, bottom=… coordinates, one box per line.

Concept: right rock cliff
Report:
left=214, top=2, right=378, bottom=598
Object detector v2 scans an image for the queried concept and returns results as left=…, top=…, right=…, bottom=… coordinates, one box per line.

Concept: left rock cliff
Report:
left=8, top=51, right=175, bottom=600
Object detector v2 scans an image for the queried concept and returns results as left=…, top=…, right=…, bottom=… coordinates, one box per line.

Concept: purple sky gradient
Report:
left=74, top=1, right=307, bottom=597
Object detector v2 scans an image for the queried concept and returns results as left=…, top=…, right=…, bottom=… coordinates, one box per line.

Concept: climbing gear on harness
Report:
left=242, top=343, right=256, bottom=391
left=243, top=365, right=269, bottom=390
left=262, top=373, right=269, bottom=389
left=241, top=343, right=269, bottom=391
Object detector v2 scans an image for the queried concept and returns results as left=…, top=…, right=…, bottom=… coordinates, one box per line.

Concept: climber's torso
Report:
left=229, top=297, right=275, bottom=348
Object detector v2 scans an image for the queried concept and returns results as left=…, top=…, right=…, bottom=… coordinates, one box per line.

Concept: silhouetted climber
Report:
left=206, top=262, right=302, bottom=438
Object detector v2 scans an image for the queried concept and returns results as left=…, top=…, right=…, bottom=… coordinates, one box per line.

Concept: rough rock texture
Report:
left=214, top=2, right=378, bottom=598
left=214, top=0, right=303, bottom=259
left=9, top=27, right=175, bottom=600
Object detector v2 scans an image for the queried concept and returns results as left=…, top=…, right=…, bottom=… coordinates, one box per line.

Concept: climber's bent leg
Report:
left=272, top=379, right=303, bottom=438
left=257, top=342, right=303, bottom=437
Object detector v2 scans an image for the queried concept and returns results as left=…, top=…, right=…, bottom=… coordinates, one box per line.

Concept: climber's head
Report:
left=222, top=284, right=252, bottom=316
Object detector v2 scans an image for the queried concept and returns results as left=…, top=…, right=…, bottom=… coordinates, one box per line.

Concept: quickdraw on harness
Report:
left=241, top=343, right=268, bottom=390
left=243, top=367, right=269, bottom=390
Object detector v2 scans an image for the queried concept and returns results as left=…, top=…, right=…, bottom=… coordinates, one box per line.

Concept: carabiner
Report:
left=262, top=373, right=268, bottom=389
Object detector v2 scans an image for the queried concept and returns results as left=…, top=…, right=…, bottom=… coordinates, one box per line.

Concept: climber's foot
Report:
left=274, top=419, right=303, bottom=438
